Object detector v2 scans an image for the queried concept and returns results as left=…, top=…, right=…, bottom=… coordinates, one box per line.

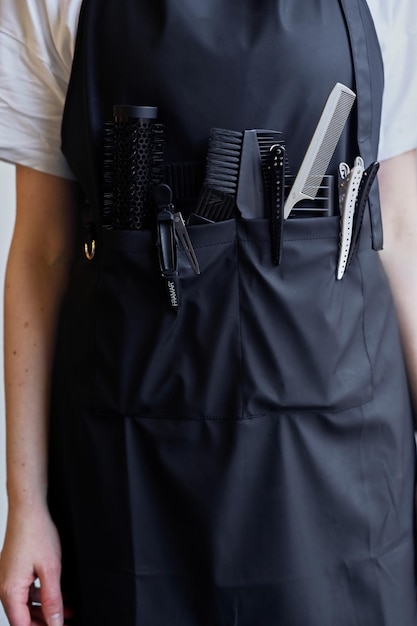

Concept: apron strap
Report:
left=339, top=0, right=384, bottom=251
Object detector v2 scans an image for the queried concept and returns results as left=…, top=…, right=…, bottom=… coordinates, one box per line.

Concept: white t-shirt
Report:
left=0, top=0, right=416, bottom=179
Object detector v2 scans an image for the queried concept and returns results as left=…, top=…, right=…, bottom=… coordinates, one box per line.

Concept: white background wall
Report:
left=0, top=161, right=16, bottom=626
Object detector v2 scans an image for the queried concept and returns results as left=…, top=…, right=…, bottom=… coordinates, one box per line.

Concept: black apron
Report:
left=48, top=1, right=416, bottom=624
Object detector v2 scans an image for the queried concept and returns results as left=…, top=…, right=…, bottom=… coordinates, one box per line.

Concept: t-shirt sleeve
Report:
left=0, top=0, right=80, bottom=179
left=367, top=0, right=417, bottom=161
left=1, top=1, right=416, bottom=177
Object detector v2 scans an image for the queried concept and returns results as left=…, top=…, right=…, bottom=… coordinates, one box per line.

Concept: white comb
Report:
left=284, top=83, right=356, bottom=218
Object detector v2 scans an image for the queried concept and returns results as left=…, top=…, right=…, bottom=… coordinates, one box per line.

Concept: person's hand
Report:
left=0, top=504, right=64, bottom=626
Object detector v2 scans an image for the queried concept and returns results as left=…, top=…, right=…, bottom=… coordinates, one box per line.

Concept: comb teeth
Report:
left=255, top=130, right=289, bottom=197
left=301, top=90, right=356, bottom=197
left=284, top=83, right=356, bottom=218
left=163, top=161, right=204, bottom=203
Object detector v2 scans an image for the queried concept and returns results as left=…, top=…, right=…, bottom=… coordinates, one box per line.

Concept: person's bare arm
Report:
left=0, top=165, right=79, bottom=626
left=378, top=149, right=417, bottom=414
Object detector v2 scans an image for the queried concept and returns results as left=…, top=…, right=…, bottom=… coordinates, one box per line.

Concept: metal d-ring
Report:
left=84, top=239, right=96, bottom=260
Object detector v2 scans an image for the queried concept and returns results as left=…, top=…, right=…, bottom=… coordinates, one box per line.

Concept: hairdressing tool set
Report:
left=188, top=127, right=287, bottom=225
left=102, top=83, right=379, bottom=307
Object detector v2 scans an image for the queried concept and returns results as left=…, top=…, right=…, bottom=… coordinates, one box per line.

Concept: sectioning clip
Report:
left=345, top=161, right=380, bottom=269
left=154, top=184, right=181, bottom=310
left=337, top=157, right=364, bottom=280
left=269, top=144, right=286, bottom=265
left=173, top=212, right=200, bottom=275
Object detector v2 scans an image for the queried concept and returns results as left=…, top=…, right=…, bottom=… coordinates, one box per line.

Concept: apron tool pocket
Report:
left=94, top=216, right=373, bottom=419
left=94, top=222, right=242, bottom=418
left=237, top=217, right=373, bottom=413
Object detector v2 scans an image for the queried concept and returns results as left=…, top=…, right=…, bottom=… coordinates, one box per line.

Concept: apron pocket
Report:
left=237, top=218, right=373, bottom=413
left=94, top=221, right=242, bottom=418
left=94, top=216, right=373, bottom=418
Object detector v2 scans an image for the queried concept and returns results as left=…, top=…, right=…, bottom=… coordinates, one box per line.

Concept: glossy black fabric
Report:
left=49, top=1, right=417, bottom=624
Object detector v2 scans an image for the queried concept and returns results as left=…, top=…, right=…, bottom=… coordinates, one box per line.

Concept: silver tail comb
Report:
left=284, top=82, right=356, bottom=218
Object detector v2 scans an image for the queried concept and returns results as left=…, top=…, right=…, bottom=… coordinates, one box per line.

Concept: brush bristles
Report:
left=204, top=128, right=243, bottom=194
left=194, top=128, right=243, bottom=221
left=103, top=120, right=165, bottom=229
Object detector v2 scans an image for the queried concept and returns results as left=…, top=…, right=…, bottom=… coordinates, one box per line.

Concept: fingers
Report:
left=1, top=574, right=64, bottom=626
left=0, top=577, right=33, bottom=626
left=38, top=565, right=64, bottom=626
left=28, top=582, right=47, bottom=625
left=0, top=508, right=65, bottom=626
left=28, top=578, right=75, bottom=626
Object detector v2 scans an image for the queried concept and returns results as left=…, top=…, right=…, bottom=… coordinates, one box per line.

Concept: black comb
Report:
left=237, top=129, right=287, bottom=219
